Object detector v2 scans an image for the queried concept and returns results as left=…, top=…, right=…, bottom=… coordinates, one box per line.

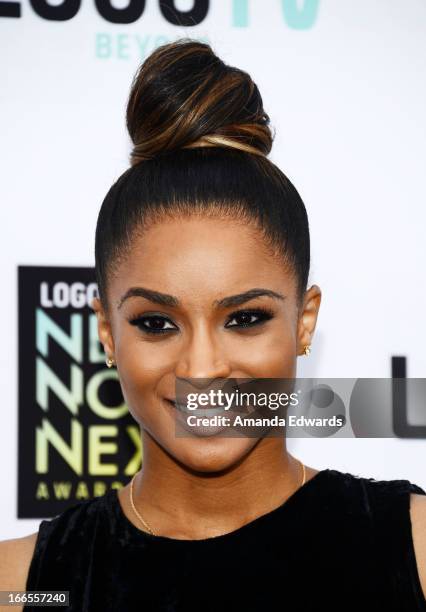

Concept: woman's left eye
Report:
left=225, top=308, right=274, bottom=329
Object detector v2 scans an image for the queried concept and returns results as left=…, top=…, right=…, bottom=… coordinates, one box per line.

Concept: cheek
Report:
left=116, top=324, right=169, bottom=377
left=244, top=334, right=296, bottom=377
left=228, top=320, right=297, bottom=377
left=114, top=332, right=166, bottom=416
left=116, top=357, right=169, bottom=436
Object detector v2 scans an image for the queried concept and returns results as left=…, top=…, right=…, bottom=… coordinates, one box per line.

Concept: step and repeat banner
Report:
left=1, top=1, right=425, bottom=535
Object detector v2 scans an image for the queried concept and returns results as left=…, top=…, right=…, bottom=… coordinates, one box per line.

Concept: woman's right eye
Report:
left=129, top=315, right=177, bottom=335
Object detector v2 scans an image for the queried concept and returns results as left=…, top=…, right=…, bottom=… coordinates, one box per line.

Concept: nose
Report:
left=174, top=323, right=231, bottom=381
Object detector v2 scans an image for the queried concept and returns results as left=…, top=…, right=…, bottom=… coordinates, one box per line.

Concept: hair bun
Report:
left=126, top=38, right=274, bottom=166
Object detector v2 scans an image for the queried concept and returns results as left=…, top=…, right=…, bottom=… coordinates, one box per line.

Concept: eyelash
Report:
left=128, top=308, right=275, bottom=336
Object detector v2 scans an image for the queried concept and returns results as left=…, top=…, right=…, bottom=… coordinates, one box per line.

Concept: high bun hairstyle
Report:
left=126, top=38, right=272, bottom=164
left=95, top=38, right=310, bottom=315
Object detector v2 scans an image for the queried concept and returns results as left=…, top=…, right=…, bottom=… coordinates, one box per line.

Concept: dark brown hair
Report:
left=95, top=37, right=310, bottom=314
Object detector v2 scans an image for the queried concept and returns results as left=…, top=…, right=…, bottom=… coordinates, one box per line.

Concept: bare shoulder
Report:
left=0, top=532, right=38, bottom=606
left=410, top=493, right=426, bottom=600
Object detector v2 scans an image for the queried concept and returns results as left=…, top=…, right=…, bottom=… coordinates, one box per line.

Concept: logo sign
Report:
left=1, top=0, right=320, bottom=29
left=18, top=266, right=141, bottom=518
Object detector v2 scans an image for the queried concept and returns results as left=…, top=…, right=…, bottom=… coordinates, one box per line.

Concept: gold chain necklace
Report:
left=129, top=458, right=306, bottom=537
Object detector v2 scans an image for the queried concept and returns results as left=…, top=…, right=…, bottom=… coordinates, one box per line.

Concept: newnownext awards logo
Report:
left=18, top=266, right=140, bottom=518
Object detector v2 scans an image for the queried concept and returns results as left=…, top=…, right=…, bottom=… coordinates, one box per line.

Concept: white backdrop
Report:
left=1, top=0, right=425, bottom=539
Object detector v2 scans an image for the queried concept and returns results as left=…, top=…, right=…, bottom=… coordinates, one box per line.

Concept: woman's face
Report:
left=92, top=216, right=321, bottom=472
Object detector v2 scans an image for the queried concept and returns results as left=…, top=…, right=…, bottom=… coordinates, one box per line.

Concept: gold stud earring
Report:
left=106, top=356, right=115, bottom=368
left=303, top=345, right=311, bottom=356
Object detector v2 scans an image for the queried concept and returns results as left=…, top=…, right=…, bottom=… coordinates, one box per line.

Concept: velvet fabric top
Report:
left=24, top=468, right=426, bottom=611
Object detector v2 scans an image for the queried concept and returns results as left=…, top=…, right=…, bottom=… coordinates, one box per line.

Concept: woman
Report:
left=1, top=38, right=425, bottom=611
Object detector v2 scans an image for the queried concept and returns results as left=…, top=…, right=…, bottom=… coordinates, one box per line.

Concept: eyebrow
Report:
left=116, top=287, right=286, bottom=310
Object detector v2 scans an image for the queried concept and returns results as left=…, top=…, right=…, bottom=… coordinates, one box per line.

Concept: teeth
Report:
left=189, top=408, right=226, bottom=418
left=173, top=401, right=227, bottom=418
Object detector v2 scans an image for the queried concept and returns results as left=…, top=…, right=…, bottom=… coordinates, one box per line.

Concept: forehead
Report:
left=109, top=216, right=295, bottom=305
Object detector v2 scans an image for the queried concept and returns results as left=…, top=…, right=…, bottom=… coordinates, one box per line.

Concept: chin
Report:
left=171, top=436, right=259, bottom=474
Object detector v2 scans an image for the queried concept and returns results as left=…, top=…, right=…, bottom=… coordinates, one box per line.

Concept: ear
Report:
left=297, top=284, right=322, bottom=356
left=91, top=297, right=115, bottom=359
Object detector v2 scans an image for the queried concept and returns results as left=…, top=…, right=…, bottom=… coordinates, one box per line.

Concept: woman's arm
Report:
left=411, top=493, right=426, bottom=600
left=0, top=533, right=38, bottom=612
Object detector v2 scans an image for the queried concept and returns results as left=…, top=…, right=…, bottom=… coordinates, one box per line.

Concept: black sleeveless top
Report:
left=24, top=469, right=426, bottom=611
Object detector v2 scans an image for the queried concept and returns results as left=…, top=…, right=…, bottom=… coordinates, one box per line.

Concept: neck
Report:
left=131, top=433, right=307, bottom=539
